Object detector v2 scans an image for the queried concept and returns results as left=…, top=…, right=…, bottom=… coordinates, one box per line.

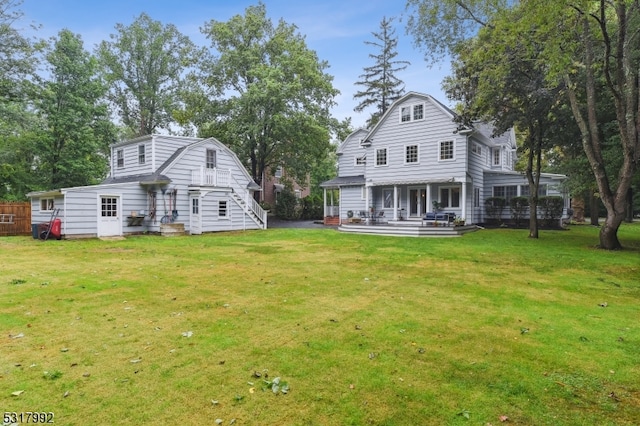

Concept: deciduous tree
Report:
left=97, top=13, right=201, bottom=137
left=33, top=29, right=115, bottom=189
left=197, top=3, right=339, bottom=190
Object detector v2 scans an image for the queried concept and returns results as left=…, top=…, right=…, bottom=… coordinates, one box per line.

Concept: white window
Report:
left=40, top=198, right=54, bottom=211
left=413, top=104, right=424, bottom=120
left=192, top=198, right=199, bottom=214
left=471, top=142, right=482, bottom=156
left=493, top=148, right=501, bottom=166
left=376, top=148, right=388, bottom=166
left=405, top=145, right=418, bottom=164
left=400, top=103, right=425, bottom=123
left=400, top=106, right=411, bottom=122
left=116, top=149, right=124, bottom=168
left=218, top=200, right=228, bottom=218
left=138, top=144, right=146, bottom=164
left=474, top=187, right=481, bottom=208
left=101, top=197, right=118, bottom=217
left=355, top=155, right=366, bottom=166
left=275, top=166, right=283, bottom=178
left=206, top=149, right=217, bottom=169
left=439, top=140, right=454, bottom=161
left=439, top=187, right=460, bottom=208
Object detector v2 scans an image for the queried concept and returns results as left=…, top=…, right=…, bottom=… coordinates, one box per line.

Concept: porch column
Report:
left=365, top=185, right=370, bottom=212
left=323, top=188, right=327, bottom=217
left=461, top=182, right=467, bottom=221
left=393, top=185, right=398, bottom=220
left=426, top=184, right=432, bottom=213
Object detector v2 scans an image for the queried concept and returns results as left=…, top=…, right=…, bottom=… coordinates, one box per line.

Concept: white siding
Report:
left=337, top=129, right=369, bottom=177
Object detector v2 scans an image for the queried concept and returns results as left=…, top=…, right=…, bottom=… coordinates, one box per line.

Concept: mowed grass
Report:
left=1, top=224, right=639, bottom=425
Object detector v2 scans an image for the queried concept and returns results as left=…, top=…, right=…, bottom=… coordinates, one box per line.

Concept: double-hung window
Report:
left=206, top=149, right=217, bottom=169
left=138, top=145, right=146, bottom=164
left=400, top=106, right=411, bottom=122
left=413, top=104, right=424, bottom=120
left=493, top=148, right=501, bottom=166
left=116, top=149, right=124, bottom=168
left=439, top=140, right=454, bottom=161
left=376, top=148, right=388, bottom=166
left=405, top=145, right=418, bottom=164
left=440, top=187, right=460, bottom=208
left=400, top=103, right=425, bottom=123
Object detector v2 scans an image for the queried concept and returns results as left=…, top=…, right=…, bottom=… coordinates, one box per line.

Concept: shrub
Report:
left=300, top=195, right=323, bottom=220
left=510, top=196, right=529, bottom=227
left=485, top=197, right=506, bottom=223
left=275, top=188, right=300, bottom=220
left=539, top=196, right=564, bottom=227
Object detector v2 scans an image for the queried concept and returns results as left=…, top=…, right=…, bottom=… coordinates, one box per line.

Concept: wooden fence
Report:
left=0, top=202, right=32, bottom=236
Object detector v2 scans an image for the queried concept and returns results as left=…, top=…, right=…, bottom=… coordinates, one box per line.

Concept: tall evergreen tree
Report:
left=353, top=16, right=409, bottom=127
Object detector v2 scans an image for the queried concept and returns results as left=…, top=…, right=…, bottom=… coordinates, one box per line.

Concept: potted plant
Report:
left=454, top=217, right=466, bottom=227
left=432, top=200, right=442, bottom=212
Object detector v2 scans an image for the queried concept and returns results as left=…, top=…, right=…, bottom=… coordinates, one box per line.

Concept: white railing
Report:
left=247, top=195, right=267, bottom=227
left=191, top=167, right=231, bottom=187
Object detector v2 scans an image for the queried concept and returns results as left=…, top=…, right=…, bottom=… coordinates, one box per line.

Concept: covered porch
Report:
left=321, top=177, right=471, bottom=224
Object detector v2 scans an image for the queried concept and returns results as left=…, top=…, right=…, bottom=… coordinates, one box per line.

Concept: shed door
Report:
left=190, top=194, right=202, bottom=235
left=98, top=195, right=122, bottom=237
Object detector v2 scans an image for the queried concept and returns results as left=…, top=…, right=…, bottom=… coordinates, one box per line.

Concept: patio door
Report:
left=97, top=195, right=122, bottom=237
left=409, top=188, right=427, bottom=217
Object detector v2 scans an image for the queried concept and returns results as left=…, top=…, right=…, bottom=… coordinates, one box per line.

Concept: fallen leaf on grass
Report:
left=181, top=331, right=193, bottom=338
left=9, top=333, right=24, bottom=339
left=499, top=415, right=509, bottom=422
left=11, top=390, right=24, bottom=396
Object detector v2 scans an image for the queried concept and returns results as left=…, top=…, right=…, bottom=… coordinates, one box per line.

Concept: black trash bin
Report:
left=32, top=224, right=39, bottom=239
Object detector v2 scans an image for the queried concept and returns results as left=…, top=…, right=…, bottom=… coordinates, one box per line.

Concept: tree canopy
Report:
left=196, top=3, right=339, bottom=188
left=407, top=0, right=640, bottom=249
left=97, top=13, right=201, bottom=137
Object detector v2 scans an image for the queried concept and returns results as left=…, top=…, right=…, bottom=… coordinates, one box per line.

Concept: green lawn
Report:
left=1, top=224, right=639, bottom=425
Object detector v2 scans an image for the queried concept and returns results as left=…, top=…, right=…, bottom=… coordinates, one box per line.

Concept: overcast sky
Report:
left=18, top=0, right=452, bottom=129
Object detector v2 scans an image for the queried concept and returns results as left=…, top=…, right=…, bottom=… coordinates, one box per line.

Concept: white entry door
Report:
left=190, top=195, right=202, bottom=235
left=97, top=195, right=122, bottom=237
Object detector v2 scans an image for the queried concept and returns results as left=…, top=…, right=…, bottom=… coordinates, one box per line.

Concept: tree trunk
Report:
left=589, top=191, right=600, bottom=226
left=599, top=211, right=624, bottom=250
left=625, top=187, right=633, bottom=223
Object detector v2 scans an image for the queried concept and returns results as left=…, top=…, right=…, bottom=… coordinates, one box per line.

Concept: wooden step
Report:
left=160, top=223, right=185, bottom=237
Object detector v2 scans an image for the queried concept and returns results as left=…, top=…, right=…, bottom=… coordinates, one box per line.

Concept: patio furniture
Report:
left=422, top=212, right=450, bottom=226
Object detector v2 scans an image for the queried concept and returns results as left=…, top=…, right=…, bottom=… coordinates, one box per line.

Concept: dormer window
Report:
left=493, top=148, right=501, bottom=166
left=116, top=149, right=124, bottom=168
left=138, top=144, right=146, bottom=164
left=471, top=142, right=482, bottom=156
